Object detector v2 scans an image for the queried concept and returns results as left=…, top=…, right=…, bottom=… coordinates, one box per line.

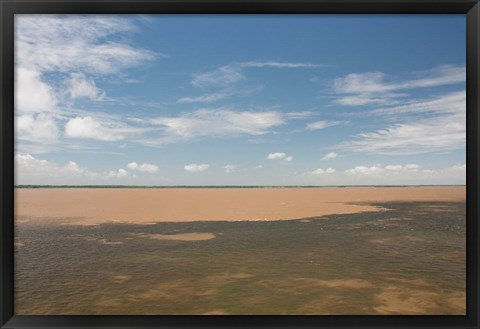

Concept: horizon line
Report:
left=14, top=184, right=467, bottom=188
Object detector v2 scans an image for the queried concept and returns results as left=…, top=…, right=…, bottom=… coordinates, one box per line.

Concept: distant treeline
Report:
left=15, top=185, right=466, bottom=189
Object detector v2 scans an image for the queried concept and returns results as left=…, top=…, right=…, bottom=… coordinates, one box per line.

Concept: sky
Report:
left=14, top=14, right=466, bottom=186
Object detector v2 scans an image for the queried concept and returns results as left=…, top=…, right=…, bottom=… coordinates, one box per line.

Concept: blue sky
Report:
left=14, top=15, right=466, bottom=185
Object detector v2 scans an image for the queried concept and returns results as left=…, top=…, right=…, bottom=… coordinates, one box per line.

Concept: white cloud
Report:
left=337, top=113, right=465, bottom=155
left=177, top=92, right=231, bottom=104
left=15, top=153, right=50, bottom=173
left=398, top=65, right=466, bottom=89
left=345, top=165, right=384, bottom=176
left=385, top=164, right=403, bottom=171
left=332, top=65, right=465, bottom=106
left=306, top=120, right=339, bottom=131
left=369, top=91, right=465, bottom=116
left=295, top=163, right=466, bottom=186
left=145, top=109, right=284, bottom=145
left=16, top=114, right=59, bottom=142
left=312, top=167, right=336, bottom=175
left=284, top=111, right=314, bottom=119
left=15, top=15, right=157, bottom=75
left=336, top=90, right=465, bottom=155
left=192, top=66, right=244, bottom=88
left=184, top=163, right=209, bottom=173
left=15, top=67, right=57, bottom=114
left=340, top=163, right=466, bottom=185
left=15, top=153, right=142, bottom=184
left=65, top=116, right=143, bottom=141
left=64, top=161, right=83, bottom=173
left=191, top=61, right=324, bottom=89
left=346, top=164, right=420, bottom=176
left=267, top=152, right=295, bottom=162
left=321, top=152, right=338, bottom=161
left=223, top=164, right=236, bottom=173
left=14, top=15, right=158, bottom=152
left=66, top=73, right=105, bottom=100
left=267, top=152, right=286, bottom=160
left=108, top=168, right=128, bottom=178
left=240, top=61, right=323, bottom=69
left=14, top=153, right=107, bottom=184
left=127, top=161, right=158, bottom=173
left=127, top=162, right=138, bottom=170
left=405, top=164, right=420, bottom=171
left=452, top=164, right=466, bottom=171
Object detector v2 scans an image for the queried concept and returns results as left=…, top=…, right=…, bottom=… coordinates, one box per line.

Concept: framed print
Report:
left=1, top=0, right=479, bottom=329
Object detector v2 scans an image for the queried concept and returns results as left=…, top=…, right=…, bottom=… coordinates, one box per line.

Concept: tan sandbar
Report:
left=15, top=186, right=465, bottom=225
left=132, top=232, right=216, bottom=241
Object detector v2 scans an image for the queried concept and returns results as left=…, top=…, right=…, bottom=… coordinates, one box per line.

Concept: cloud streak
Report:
left=15, top=15, right=157, bottom=75
left=337, top=90, right=465, bottom=155
left=332, top=65, right=465, bottom=106
left=191, top=61, right=325, bottom=89
left=140, top=109, right=284, bottom=145
left=306, top=120, right=339, bottom=131
left=65, top=116, right=145, bottom=141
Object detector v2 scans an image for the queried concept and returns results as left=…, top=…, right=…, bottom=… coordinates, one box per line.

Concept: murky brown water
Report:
left=14, top=201, right=465, bottom=315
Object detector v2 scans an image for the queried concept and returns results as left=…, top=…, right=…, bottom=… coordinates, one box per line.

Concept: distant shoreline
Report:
left=14, top=185, right=467, bottom=189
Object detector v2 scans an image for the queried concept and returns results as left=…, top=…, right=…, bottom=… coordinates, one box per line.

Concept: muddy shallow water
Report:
left=15, top=201, right=465, bottom=315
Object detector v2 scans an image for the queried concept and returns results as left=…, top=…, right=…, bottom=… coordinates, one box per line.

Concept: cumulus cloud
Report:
left=341, top=163, right=465, bottom=185
left=321, top=152, right=338, bottom=161
left=16, top=114, right=59, bottom=142
left=346, top=164, right=420, bottom=176
left=15, top=153, right=142, bottom=185
left=127, top=162, right=158, bottom=173
left=267, top=152, right=286, bottom=160
left=66, top=73, right=105, bottom=100
left=184, top=163, right=209, bottom=172
left=295, top=163, right=465, bottom=186
left=267, top=152, right=294, bottom=162
left=223, top=164, right=236, bottom=173
left=14, top=153, right=138, bottom=182
left=451, top=164, right=466, bottom=171
left=14, top=15, right=158, bottom=152
left=15, top=153, right=99, bottom=184
left=15, top=67, right=57, bottom=114
left=345, top=165, right=386, bottom=176
left=108, top=168, right=128, bottom=178
left=312, top=167, right=336, bottom=175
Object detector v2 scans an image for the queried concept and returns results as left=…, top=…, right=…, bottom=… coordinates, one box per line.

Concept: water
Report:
left=14, top=201, right=466, bottom=315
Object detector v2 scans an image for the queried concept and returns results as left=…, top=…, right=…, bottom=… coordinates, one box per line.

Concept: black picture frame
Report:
left=1, top=1, right=479, bottom=328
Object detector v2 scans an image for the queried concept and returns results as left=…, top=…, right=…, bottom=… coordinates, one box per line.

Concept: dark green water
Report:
left=14, top=201, right=466, bottom=315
